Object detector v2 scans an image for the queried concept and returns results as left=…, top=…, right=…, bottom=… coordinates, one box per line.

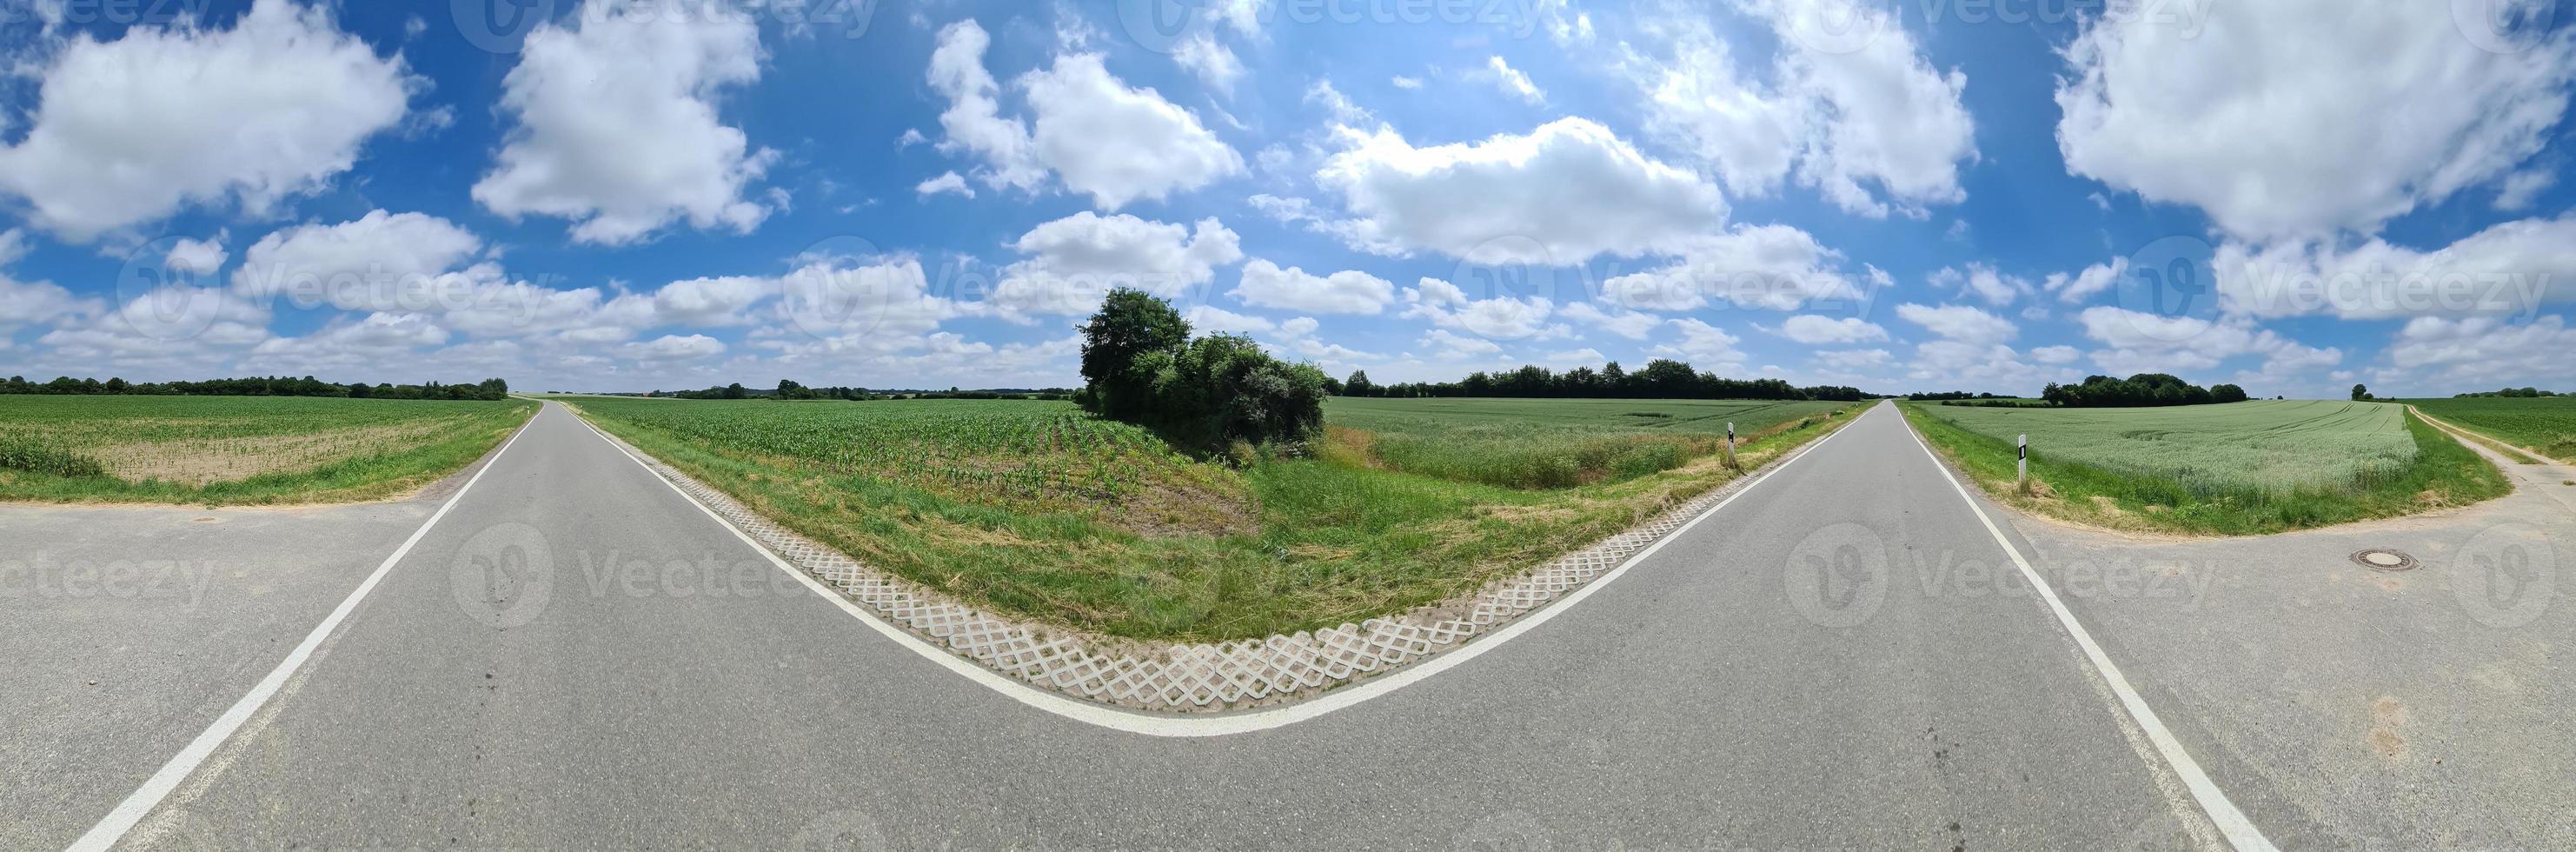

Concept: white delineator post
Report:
left=2017, top=433, right=2028, bottom=486
left=1727, top=422, right=1735, bottom=455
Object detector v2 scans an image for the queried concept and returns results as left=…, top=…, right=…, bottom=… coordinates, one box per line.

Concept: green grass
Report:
left=569, top=396, right=1856, bottom=642
left=0, top=396, right=536, bottom=504
left=2406, top=397, right=2576, bottom=463
left=1324, top=396, right=1847, bottom=489
left=1902, top=401, right=2507, bottom=536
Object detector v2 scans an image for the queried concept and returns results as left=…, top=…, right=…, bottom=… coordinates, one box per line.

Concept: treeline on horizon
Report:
left=2041, top=373, right=2250, bottom=408
left=1, top=375, right=511, bottom=401
left=2452, top=387, right=2561, bottom=398
left=649, top=381, right=1074, bottom=401
left=1334, top=359, right=1869, bottom=402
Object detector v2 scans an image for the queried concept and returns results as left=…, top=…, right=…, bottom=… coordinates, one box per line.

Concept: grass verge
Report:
left=1898, top=402, right=2507, bottom=536
left=570, top=397, right=1857, bottom=642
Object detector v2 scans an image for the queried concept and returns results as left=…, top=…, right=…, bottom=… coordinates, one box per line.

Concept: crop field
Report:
left=1902, top=400, right=2506, bottom=535
left=2407, top=397, right=2576, bottom=463
left=1324, top=397, right=1848, bottom=489
left=0, top=396, right=536, bottom=504
left=570, top=396, right=1855, bottom=641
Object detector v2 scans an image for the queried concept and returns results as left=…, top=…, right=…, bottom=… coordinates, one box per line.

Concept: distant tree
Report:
left=2211, top=383, right=2249, bottom=403
left=722, top=383, right=748, bottom=400
left=1344, top=369, right=1375, bottom=397
left=1079, top=288, right=1192, bottom=419
left=2351, top=383, right=2372, bottom=402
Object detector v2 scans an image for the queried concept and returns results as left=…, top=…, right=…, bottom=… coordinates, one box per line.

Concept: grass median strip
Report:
left=1900, top=400, right=2506, bottom=536
left=0, top=396, right=537, bottom=505
left=568, top=396, right=1856, bottom=642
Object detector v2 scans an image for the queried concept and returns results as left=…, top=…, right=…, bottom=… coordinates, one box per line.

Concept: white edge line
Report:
left=569, top=400, right=1868, bottom=737
left=66, top=403, right=544, bottom=852
left=1893, top=407, right=2278, bottom=852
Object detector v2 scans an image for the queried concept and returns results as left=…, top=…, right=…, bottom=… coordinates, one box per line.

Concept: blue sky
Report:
left=0, top=0, right=2570, bottom=396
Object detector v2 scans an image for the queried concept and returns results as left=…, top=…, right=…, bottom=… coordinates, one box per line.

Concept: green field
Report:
left=2407, top=397, right=2576, bottom=463
left=0, top=396, right=536, bottom=504
left=1324, top=396, right=1848, bottom=489
left=1902, top=400, right=2507, bottom=535
left=570, top=396, right=1854, bottom=642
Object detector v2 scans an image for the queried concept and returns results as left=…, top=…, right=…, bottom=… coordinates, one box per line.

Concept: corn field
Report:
left=1915, top=400, right=2420, bottom=497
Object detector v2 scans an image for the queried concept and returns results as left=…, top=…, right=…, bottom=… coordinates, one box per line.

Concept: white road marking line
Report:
left=63, top=407, right=543, bottom=852
left=571, top=401, right=1864, bottom=737
left=1895, top=411, right=2279, bottom=852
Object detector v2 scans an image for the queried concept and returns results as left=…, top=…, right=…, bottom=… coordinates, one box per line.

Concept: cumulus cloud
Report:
left=927, top=22, right=1242, bottom=209
left=1934, top=263, right=2034, bottom=308
left=915, top=171, right=975, bottom=199
left=1398, top=276, right=1557, bottom=337
left=2044, top=257, right=2128, bottom=304
left=993, top=213, right=1244, bottom=317
left=1597, top=225, right=1872, bottom=312
left=0, top=0, right=417, bottom=241
left=1895, top=303, right=2015, bottom=346
left=1632, top=0, right=1975, bottom=217
left=2212, top=216, right=2576, bottom=320
left=166, top=236, right=229, bottom=276
left=1315, top=117, right=1727, bottom=264
left=1233, top=259, right=1398, bottom=315
left=473, top=0, right=775, bottom=245
left=231, top=210, right=483, bottom=303
left=1479, top=56, right=1546, bottom=103
left=2076, top=306, right=2341, bottom=378
left=1776, top=314, right=1888, bottom=344
left=2056, top=0, right=2576, bottom=238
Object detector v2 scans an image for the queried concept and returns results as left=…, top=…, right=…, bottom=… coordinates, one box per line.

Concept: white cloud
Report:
left=1391, top=75, right=1424, bottom=90
left=1398, top=276, right=1557, bottom=337
left=1776, top=314, right=1888, bottom=344
left=993, top=213, right=1244, bottom=317
left=1597, top=225, right=1869, bottom=312
left=1232, top=259, right=1397, bottom=315
left=2495, top=170, right=2555, bottom=211
left=647, top=276, right=771, bottom=327
left=623, top=334, right=727, bottom=361
left=1632, top=1, right=1975, bottom=217
left=915, top=171, right=974, bottom=199
left=926, top=21, right=1046, bottom=193
left=1934, top=263, right=2033, bottom=308
left=1816, top=348, right=1892, bottom=369
left=473, top=0, right=774, bottom=245
left=2029, top=345, right=2082, bottom=364
left=231, top=210, right=483, bottom=302
left=1479, top=56, right=1546, bottom=103
left=2044, top=256, right=2127, bottom=304
left=1895, top=303, right=2015, bottom=346
left=166, top=236, right=228, bottom=276
left=2385, top=315, right=2576, bottom=389
left=2212, top=216, right=2576, bottom=320
left=1653, top=317, right=1747, bottom=368
left=1557, top=302, right=1659, bottom=339
left=1023, top=53, right=1244, bottom=209
left=0, top=0, right=417, bottom=241
left=1420, top=327, right=1504, bottom=358
left=2056, top=0, right=2576, bottom=238
left=1172, top=31, right=1245, bottom=96
left=1315, top=117, right=1726, bottom=264
left=2075, top=306, right=2342, bottom=378
left=1183, top=304, right=1275, bottom=334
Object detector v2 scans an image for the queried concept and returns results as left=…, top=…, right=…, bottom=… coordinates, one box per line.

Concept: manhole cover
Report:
left=2352, top=549, right=2418, bottom=572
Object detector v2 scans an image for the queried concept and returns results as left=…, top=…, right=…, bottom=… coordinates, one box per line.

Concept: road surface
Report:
left=12, top=401, right=2568, bottom=849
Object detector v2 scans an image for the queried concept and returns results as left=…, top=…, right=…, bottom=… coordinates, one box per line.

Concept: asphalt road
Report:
left=14, top=400, right=2566, bottom=849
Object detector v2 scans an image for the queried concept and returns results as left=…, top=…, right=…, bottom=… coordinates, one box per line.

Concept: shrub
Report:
left=0, top=440, right=107, bottom=478
left=1079, top=290, right=1328, bottom=451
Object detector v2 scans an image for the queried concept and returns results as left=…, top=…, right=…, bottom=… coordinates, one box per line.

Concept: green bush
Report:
left=0, top=440, right=107, bottom=477
left=1079, top=290, right=1328, bottom=451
